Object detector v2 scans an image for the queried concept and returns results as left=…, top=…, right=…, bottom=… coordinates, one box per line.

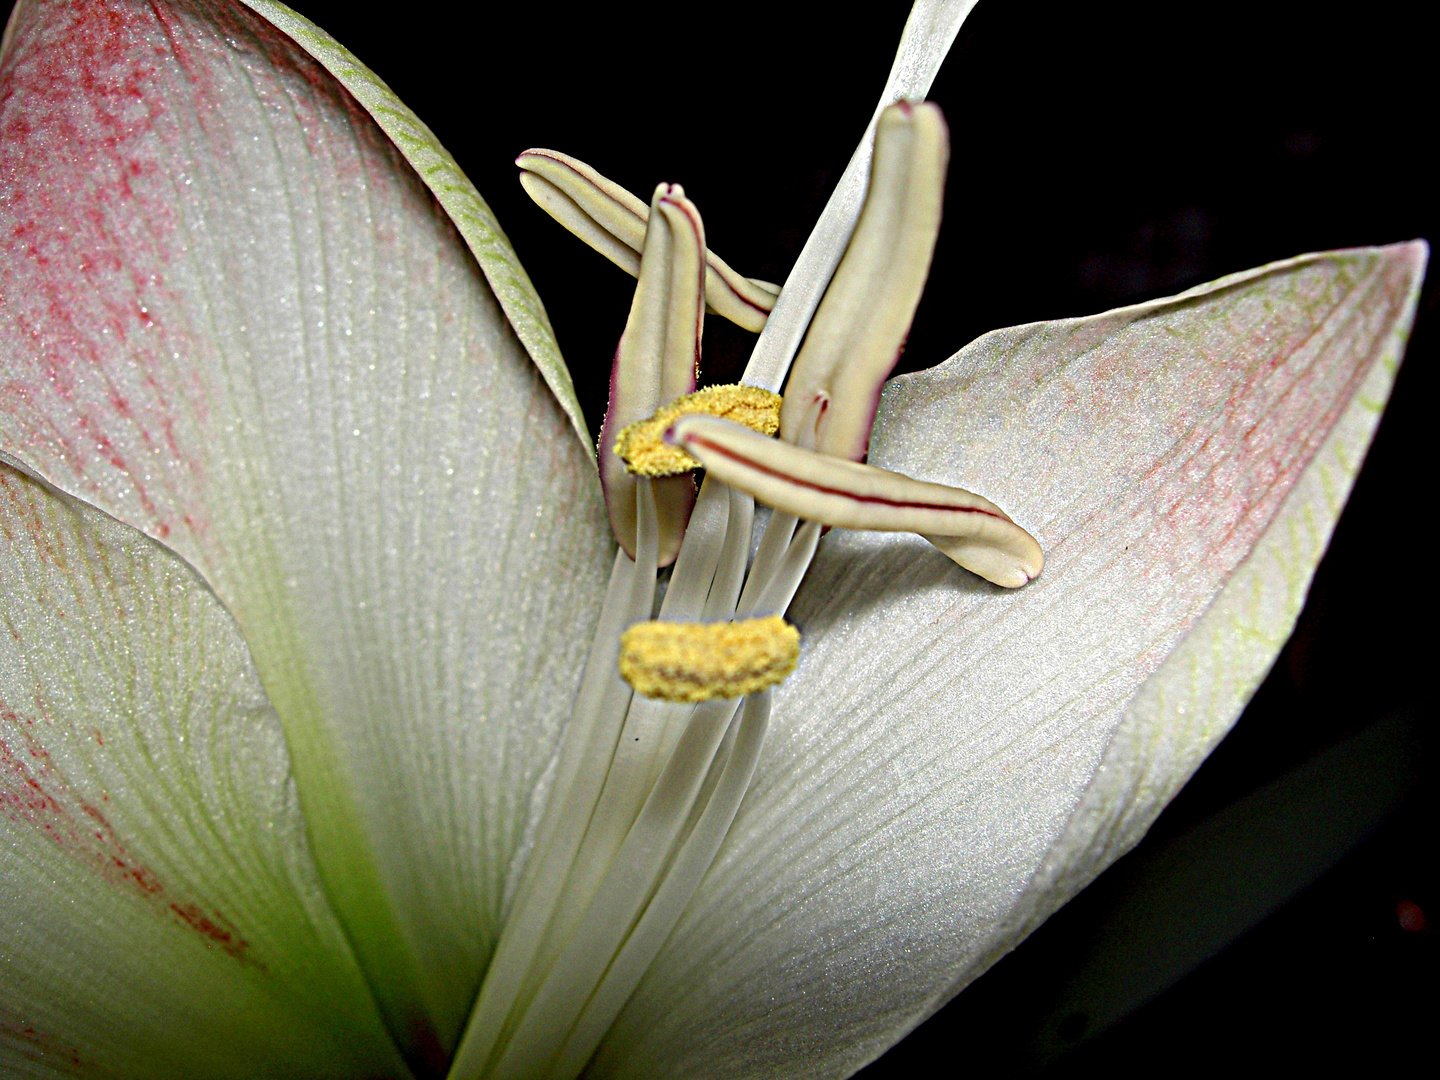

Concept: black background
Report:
left=6, top=1, right=1434, bottom=1075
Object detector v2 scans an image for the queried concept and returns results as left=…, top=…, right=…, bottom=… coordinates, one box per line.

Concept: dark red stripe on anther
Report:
left=682, top=432, right=1009, bottom=521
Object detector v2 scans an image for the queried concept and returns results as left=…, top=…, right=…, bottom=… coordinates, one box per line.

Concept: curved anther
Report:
left=669, top=414, right=1044, bottom=588
left=517, top=149, right=779, bottom=331
left=597, top=184, right=707, bottom=564
left=779, top=101, right=949, bottom=460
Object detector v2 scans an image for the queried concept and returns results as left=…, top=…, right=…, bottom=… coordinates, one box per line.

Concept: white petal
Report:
left=595, top=243, right=1426, bottom=1077
left=0, top=462, right=406, bottom=1078
left=0, top=0, right=610, bottom=1061
left=242, top=1, right=590, bottom=446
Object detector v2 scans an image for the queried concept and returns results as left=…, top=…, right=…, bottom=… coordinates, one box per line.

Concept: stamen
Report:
left=654, top=476, right=734, bottom=621
left=670, top=413, right=1044, bottom=588
left=548, top=690, right=772, bottom=1077
left=743, top=519, right=823, bottom=619
left=619, top=616, right=801, bottom=703
left=484, top=693, right=744, bottom=1077
left=734, top=509, right=799, bottom=616
left=700, top=485, right=756, bottom=622
left=449, top=482, right=660, bottom=1079
left=779, top=101, right=948, bottom=460
left=597, top=184, right=707, bottom=564
left=615, top=383, right=783, bottom=476
left=517, top=149, right=779, bottom=331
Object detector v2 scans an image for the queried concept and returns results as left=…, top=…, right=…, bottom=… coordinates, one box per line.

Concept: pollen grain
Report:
left=619, top=615, right=800, bottom=702
left=615, top=384, right=782, bottom=476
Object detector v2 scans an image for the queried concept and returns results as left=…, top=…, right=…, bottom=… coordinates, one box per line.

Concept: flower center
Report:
left=448, top=98, right=1041, bottom=1080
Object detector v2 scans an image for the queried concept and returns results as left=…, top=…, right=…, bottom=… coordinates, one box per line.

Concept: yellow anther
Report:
left=614, top=384, right=783, bottom=477
left=619, top=615, right=800, bottom=702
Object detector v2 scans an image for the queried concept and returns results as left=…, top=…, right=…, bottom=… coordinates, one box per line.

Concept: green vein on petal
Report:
left=0, top=1, right=612, bottom=1067
left=0, top=461, right=408, bottom=1079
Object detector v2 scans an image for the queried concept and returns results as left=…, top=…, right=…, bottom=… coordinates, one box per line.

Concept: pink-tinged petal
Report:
left=0, top=461, right=407, bottom=1078
left=598, top=184, right=705, bottom=564
left=0, top=0, right=610, bottom=1064
left=779, top=102, right=948, bottom=460
left=596, top=243, right=1426, bottom=1078
left=516, top=149, right=779, bottom=332
left=669, top=413, right=1042, bottom=587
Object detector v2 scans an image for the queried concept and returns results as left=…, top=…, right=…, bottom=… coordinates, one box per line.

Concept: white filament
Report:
left=451, top=458, right=816, bottom=1080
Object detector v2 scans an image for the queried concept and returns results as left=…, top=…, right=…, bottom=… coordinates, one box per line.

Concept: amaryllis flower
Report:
left=0, top=2, right=1426, bottom=1079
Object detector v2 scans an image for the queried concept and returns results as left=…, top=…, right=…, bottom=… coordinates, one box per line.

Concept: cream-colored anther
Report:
left=779, top=102, right=949, bottom=460
left=619, top=616, right=800, bottom=703
left=615, top=384, right=783, bottom=477
left=597, top=184, right=708, bottom=565
left=670, top=413, right=1044, bottom=588
left=517, top=149, right=779, bottom=332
